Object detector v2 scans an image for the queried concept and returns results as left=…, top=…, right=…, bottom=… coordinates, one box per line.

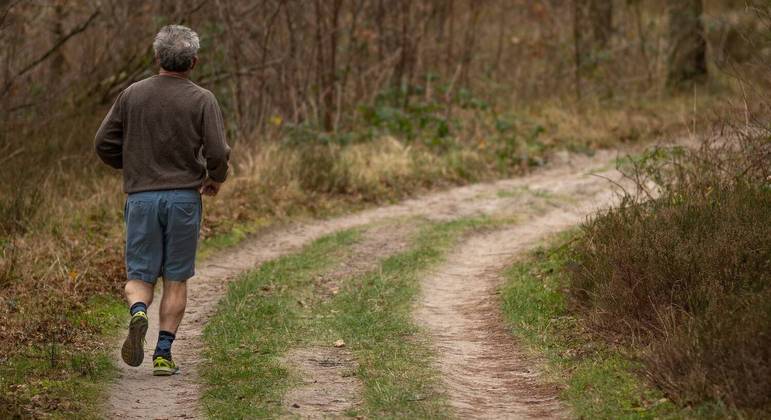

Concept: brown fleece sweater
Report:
left=95, top=75, right=231, bottom=193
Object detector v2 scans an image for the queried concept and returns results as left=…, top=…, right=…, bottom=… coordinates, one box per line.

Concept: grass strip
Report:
left=197, top=220, right=266, bottom=260
left=200, top=228, right=361, bottom=418
left=500, top=233, right=735, bottom=419
left=319, top=218, right=489, bottom=418
left=201, top=217, right=490, bottom=418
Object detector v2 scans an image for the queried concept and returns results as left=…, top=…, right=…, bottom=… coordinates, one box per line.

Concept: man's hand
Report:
left=200, top=178, right=222, bottom=196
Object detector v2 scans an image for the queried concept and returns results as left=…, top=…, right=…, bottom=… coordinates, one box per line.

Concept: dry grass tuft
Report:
left=339, top=136, right=413, bottom=198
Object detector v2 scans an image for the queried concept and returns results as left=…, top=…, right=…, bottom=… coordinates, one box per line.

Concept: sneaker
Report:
left=121, top=311, right=148, bottom=367
left=153, top=356, right=179, bottom=376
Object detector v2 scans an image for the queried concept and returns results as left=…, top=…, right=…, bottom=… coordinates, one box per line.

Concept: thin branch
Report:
left=0, top=146, right=23, bottom=166
left=178, top=0, right=211, bottom=24
left=2, top=8, right=100, bottom=95
left=590, top=172, right=633, bottom=199
left=0, top=0, right=22, bottom=30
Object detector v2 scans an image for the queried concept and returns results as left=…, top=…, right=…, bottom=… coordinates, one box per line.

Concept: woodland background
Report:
left=0, top=0, right=769, bottom=417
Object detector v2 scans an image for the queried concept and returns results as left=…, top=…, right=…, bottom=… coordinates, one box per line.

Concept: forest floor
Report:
left=106, top=145, right=640, bottom=418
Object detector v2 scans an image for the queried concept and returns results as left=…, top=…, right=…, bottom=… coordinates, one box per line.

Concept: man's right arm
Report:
left=94, top=91, right=125, bottom=169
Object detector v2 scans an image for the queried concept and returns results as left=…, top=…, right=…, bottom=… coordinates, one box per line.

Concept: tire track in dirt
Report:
left=414, top=179, right=625, bottom=418
left=281, top=222, right=415, bottom=418
left=106, top=149, right=623, bottom=418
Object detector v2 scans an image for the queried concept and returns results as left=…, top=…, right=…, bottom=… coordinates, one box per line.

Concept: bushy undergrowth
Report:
left=569, top=132, right=770, bottom=411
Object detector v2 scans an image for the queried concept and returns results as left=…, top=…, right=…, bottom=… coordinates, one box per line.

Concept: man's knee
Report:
left=125, top=279, right=154, bottom=304
left=162, top=280, right=188, bottom=306
left=162, top=279, right=187, bottom=293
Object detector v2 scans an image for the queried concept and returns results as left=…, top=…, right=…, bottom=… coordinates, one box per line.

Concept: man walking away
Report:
left=94, top=25, right=230, bottom=376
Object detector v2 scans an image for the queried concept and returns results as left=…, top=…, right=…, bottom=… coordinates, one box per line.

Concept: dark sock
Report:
left=130, top=302, right=147, bottom=316
left=153, top=330, right=176, bottom=359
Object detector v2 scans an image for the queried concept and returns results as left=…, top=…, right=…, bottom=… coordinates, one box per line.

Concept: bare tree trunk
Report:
left=492, top=0, right=507, bottom=77
left=666, top=0, right=707, bottom=90
left=215, top=0, right=245, bottom=137
left=376, top=0, right=385, bottom=63
left=573, top=0, right=583, bottom=101
left=572, top=0, right=612, bottom=98
left=394, top=0, right=410, bottom=94
left=632, top=0, right=653, bottom=87
left=315, top=0, right=342, bottom=132
left=314, top=0, right=326, bottom=129
left=326, top=0, right=342, bottom=132
left=589, top=0, right=612, bottom=49
left=50, top=1, right=66, bottom=80
left=459, top=0, right=480, bottom=88
left=445, top=0, right=455, bottom=76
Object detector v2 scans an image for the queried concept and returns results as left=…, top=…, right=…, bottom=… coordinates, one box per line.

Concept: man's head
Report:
left=153, top=25, right=200, bottom=73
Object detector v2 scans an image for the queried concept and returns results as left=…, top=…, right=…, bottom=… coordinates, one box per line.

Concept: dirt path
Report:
left=106, top=149, right=626, bottom=418
left=414, top=188, right=620, bottom=419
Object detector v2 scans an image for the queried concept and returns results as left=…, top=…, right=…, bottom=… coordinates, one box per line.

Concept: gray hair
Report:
left=153, top=25, right=200, bottom=72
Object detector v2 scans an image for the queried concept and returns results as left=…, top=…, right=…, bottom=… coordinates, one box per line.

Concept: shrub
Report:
left=0, top=172, right=44, bottom=237
left=568, top=132, right=771, bottom=410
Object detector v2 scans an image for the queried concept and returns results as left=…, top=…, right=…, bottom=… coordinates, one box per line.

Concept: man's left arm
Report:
left=94, top=91, right=125, bottom=169
left=201, top=92, right=231, bottom=183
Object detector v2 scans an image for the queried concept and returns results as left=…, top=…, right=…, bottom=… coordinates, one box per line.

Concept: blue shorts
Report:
left=124, top=189, right=202, bottom=283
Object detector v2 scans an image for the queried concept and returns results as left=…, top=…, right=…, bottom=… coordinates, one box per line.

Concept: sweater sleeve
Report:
left=201, top=92, right=231, bottom=183
left=94, top=91, right=125, bottom=169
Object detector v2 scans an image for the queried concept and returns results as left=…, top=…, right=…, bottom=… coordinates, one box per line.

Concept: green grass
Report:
left=500, top=233, right=735, bottom=419
left=201, top=217, right=490, bottom=418
left=200, top=228, right=361, bottom=418
left=321, top=218, right=490, bottom=418
left=0, top=295, right=125, bottom=419
left=197, top=218, right=272, bottom=260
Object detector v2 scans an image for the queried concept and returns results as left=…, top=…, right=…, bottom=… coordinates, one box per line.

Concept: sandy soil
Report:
left=106, top=148, right=626, bottom=419
left=280, top=347, right=361, bottom=419
left=414, top=187, right=621, bottom=419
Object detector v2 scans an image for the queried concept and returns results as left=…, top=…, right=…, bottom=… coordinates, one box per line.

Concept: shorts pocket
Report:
left=171, top=202, right=201, bottom=227
left=126, top=200, right=153, bottom=227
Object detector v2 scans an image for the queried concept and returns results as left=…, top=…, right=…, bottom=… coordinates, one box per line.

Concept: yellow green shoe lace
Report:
left=154, top=356, right=173, bottom=367
left=153, top=356, right=179, bottom=375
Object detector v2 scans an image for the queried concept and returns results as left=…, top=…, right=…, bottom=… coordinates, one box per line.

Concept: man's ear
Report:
left=190, top=56, right=198, bottom=71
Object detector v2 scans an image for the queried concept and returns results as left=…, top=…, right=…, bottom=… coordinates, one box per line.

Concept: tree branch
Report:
left=0, top=0, right=19, bottom=30
left=2, top=8, right=100, bottom=95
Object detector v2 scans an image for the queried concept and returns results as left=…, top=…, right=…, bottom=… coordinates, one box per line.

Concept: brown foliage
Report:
left=1, top=0, right=762, bottom=140
left=569, top=132, right=771, bottom=409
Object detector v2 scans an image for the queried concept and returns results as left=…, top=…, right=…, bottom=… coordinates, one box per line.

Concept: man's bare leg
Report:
left=159, top=280, right=187, bottom=333
left=125, top=280, right=154, bottom=307
left=122, top=280, right=153, bottom=367
left=151, top=279, right=187, bottom=375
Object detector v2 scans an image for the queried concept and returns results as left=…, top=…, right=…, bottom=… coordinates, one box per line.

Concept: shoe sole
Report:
left=121, top=315, right=148, bottom=367
left=153, top=366, right=179, bottom=376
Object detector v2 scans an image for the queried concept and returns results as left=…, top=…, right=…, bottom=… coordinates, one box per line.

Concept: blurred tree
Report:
left=589, top=0, right=612, bottom=49
left=666, top=0, right=707, bottom=89
left=573, top=0, right=613, bottom=100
